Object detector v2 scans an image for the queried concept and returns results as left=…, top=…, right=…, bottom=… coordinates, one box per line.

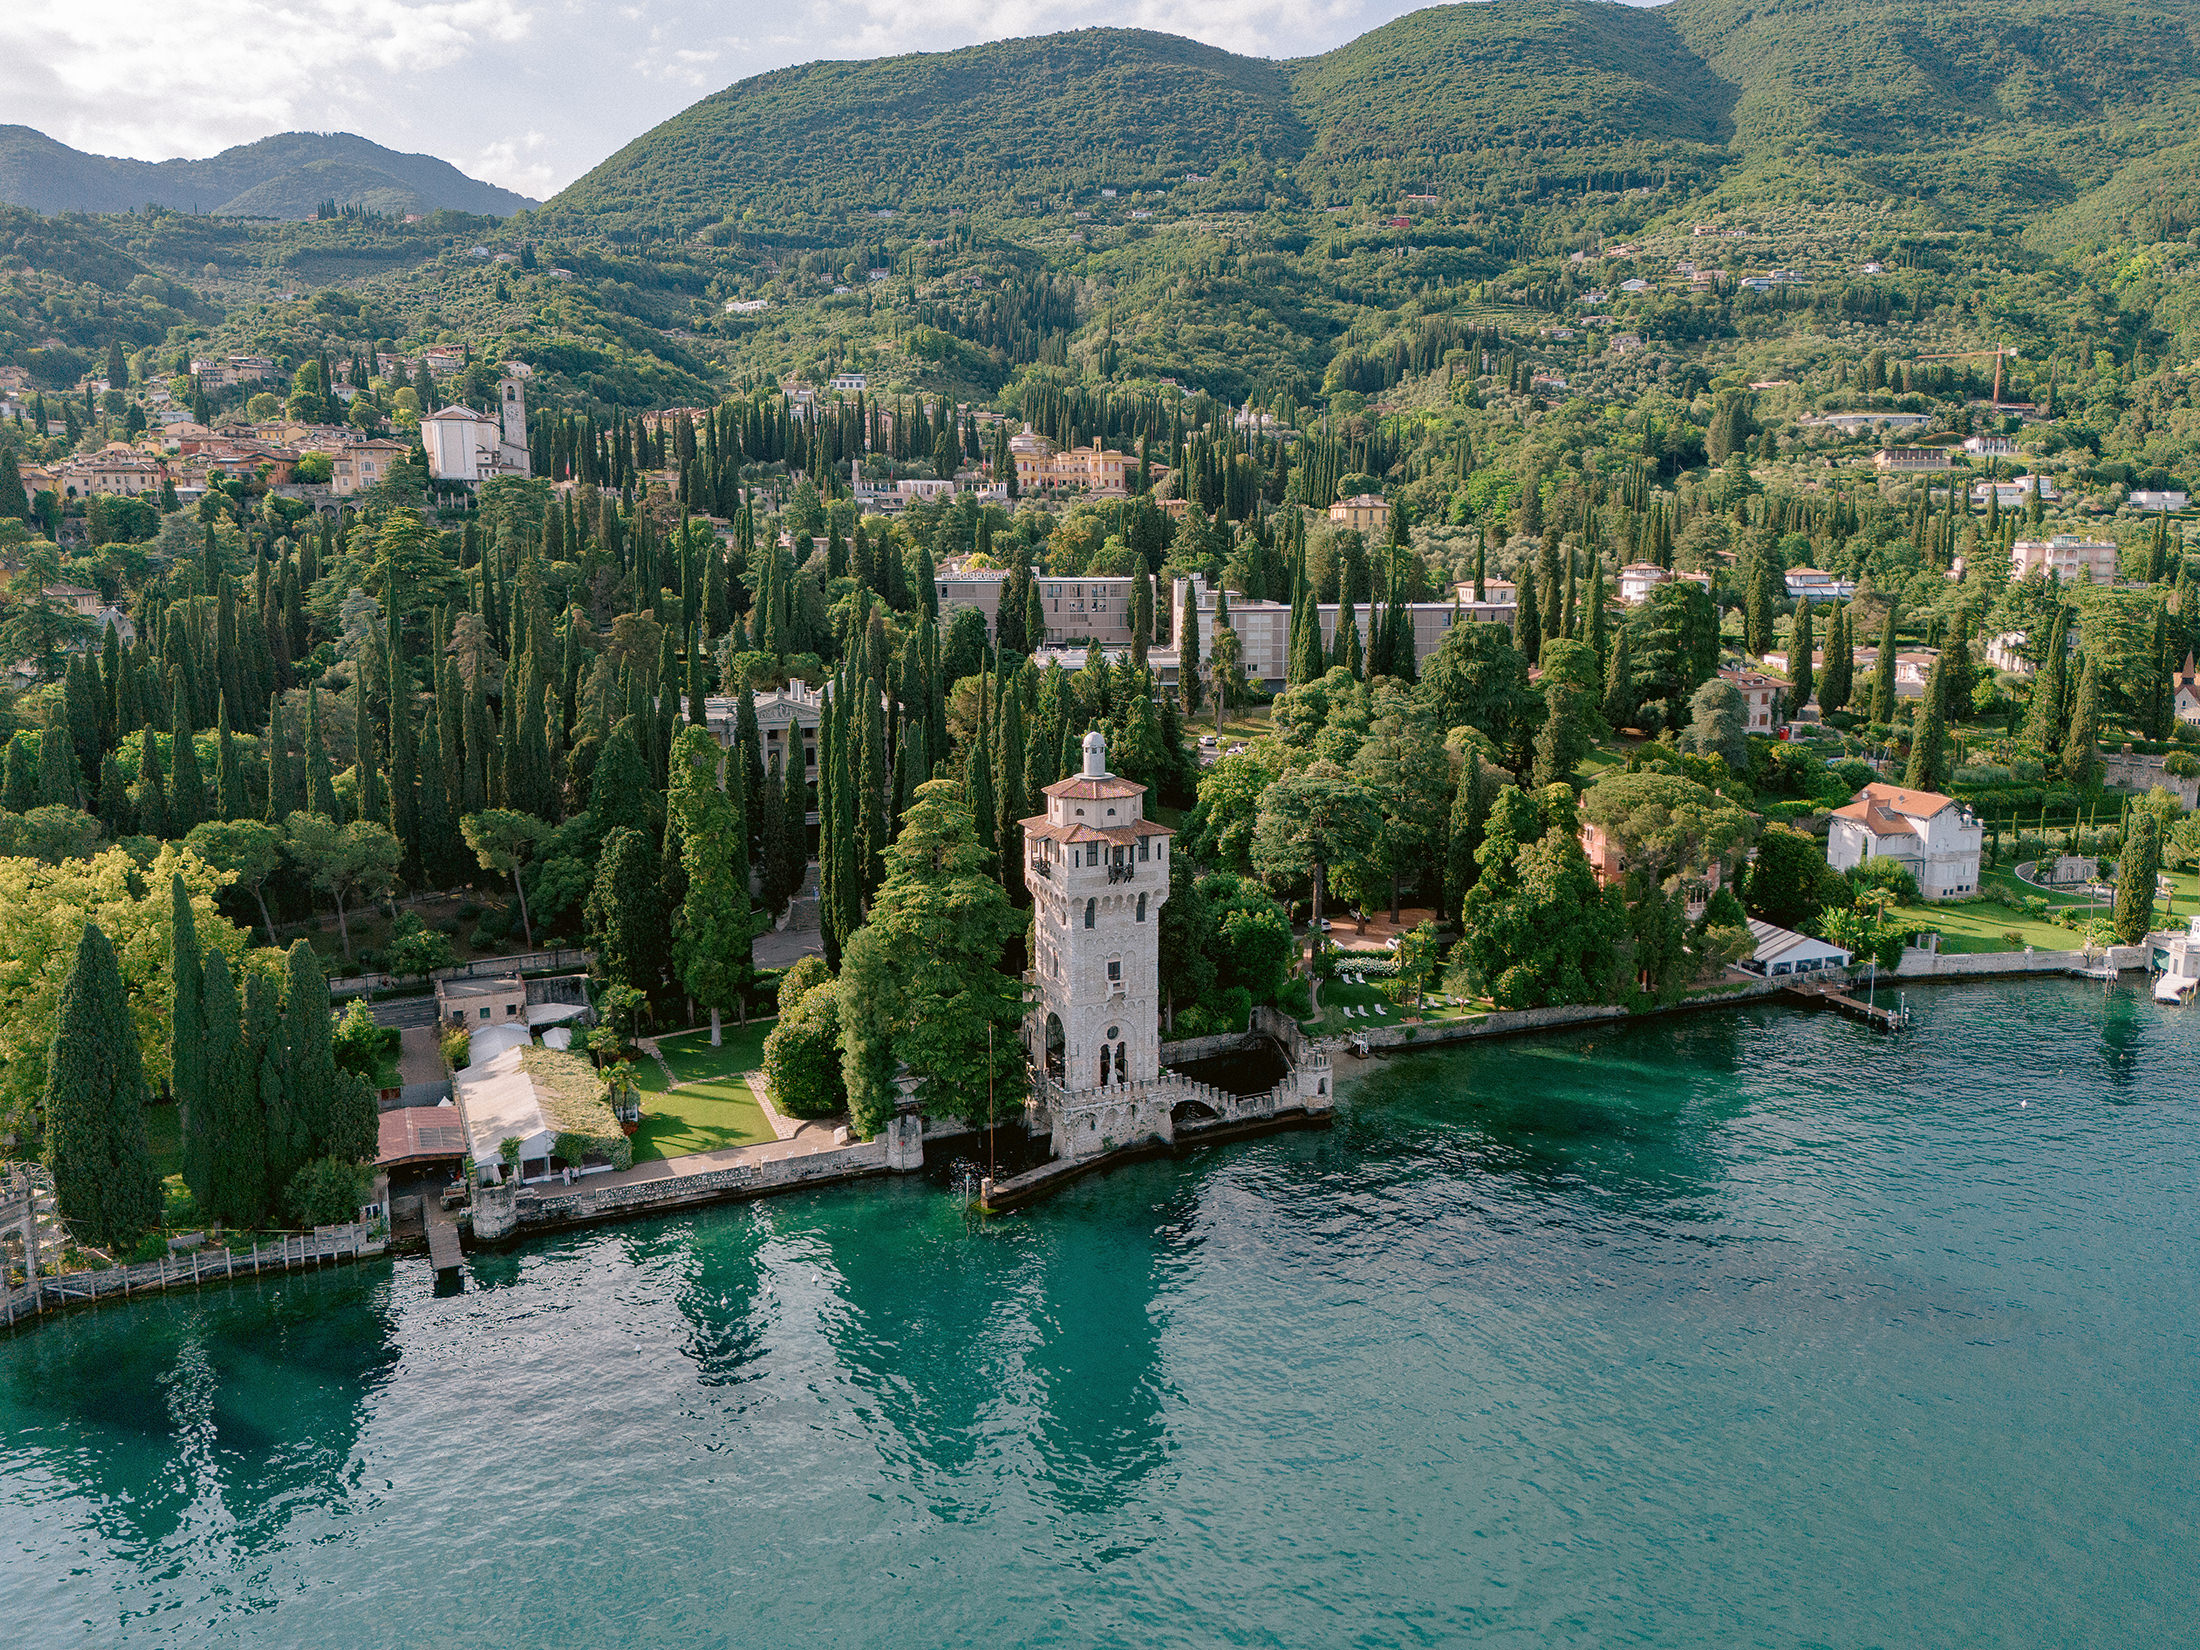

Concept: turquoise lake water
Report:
left=1, top=978, right=2193, bottom=1648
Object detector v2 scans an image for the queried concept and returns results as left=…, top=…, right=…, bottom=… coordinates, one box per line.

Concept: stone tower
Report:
left=497, top=374, right=529, bottom=475
left=1020, top=729, right=1173, bottom=1096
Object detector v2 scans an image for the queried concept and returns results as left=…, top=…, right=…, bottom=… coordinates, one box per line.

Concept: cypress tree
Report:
left=685, top=624, right=709, bottom=727
left=199, top=946, right=267, bottom=1227
left=2025, top=608, right=2070, bottom=752
left=1601, top=624, right=1636, bottom=730
left=1516, top=573, right=1543, bottom=667
left=1820, top=603, right=1852, bottom=716
left=1905, top=651, right=1951, bottom=792
left=306, top=685, right=338, bottom=819
left=283, top=939, right=375, bottom=1170
left=388, top=622, right=420, bottom=883
left=354, top=681, right=384, bottom=826
left=266, top=695, right=298, bottom=822
left=968, top=677, right=998, bottom=868
left=780, top=747, right=809, bottom=905
left=44, top=922, right=162, bottom=1253
left=1868, top=603, right=1899, bottom=722
left=463, top=676, right=491, bottom=812
left=2114, top=809, right=2162, bottom=943
left=215, top=693, right=245, bottom=820
left=36, top=726, right=81, bottom=809
left=2063, top=653, right=2101, bottom=784
left=1791, top=599, right=1815, bottom=710
left=995, top=681, right=1026, bottom=896
left=168, top=698, right=205, bottom=833
left=0, top=735, right=32, bottom=812
left=1444, top=752, right=1493, bottom=917
left=1331, top=596, right=1356, bottom=669
left=65, top=652, right=101, bottom=786
left=1584, top=555, right=1608, bottom=669
left=258, top=962, right=305, bottom=1198
left=134, top=726, right=168, bottom=839
left=97, top=750, right=131, bottom=838
left=417, top=692, right=457, bottom=886
left=171, top=875, right=210, bottom=1205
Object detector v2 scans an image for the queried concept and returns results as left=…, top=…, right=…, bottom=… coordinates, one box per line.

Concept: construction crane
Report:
left=1917, top=346, right=2021, bottom=408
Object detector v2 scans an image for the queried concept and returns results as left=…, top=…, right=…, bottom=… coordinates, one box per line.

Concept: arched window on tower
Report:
left=1136, top=892, right=1147, bottom=922
left=1084, top=897, right=1096, bottom=928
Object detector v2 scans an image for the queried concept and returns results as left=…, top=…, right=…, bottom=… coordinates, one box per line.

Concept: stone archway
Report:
left=1044, top=1012, right=1065, bottom=1084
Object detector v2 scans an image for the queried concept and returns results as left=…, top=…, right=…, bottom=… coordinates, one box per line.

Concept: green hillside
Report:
left=1663, top=0, right=2200, bottom=218
left=544, top=29, right=1307, bottom=236
left=1287, top=2, right=1737, bottom=200
left=543, top=0, right=2200, bottom=235
left=0, top=128, right=536, bottom=218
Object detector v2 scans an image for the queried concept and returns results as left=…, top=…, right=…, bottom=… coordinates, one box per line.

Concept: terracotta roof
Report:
left=1021, top=815, right=1173, bottom=845
left=1832, top=799, right=1918, bottom=838
left=1849, top=782, right=1957, bottom=819
left=1042, top=774, right=1144, bottom=801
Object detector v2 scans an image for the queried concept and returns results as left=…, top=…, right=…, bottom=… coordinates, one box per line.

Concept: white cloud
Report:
left=0, top=0, right=534, bottom=162
left=470, top=131, right=560, bottom=197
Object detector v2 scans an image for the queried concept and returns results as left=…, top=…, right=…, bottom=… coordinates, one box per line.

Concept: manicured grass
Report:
left=655, top=1021, right=774, bottom=1082
left=631, top=1021, right=781, bottom=1162
left=1892, top=896, right=2107, bottom=955
left=632, top=1077, right=777, bottom=1161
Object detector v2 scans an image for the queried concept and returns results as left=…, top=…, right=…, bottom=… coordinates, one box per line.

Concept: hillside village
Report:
left=5, top=0, right=2200, bottom=1272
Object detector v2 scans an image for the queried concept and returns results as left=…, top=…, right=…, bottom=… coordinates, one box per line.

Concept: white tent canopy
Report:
left=454, top=1040, right=554, bottom=1171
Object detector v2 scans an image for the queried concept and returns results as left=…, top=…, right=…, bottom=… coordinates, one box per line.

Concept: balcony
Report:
left=1107, top=862, right=1137, bottom=884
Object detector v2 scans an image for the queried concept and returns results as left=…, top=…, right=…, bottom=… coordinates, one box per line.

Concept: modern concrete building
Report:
left=934, top=572, right=1140, bottom=649
left=1874, top=447, right=1953, bottom=472
left=1783, top=568, right=1856, bottom=600
left=2010, top=535, right=2118, bottom=584
left=1172, top=577, right=1512, bottom=693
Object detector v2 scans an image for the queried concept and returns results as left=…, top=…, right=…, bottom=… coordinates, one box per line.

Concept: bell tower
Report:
left=1020, top=729, right=1172, bottom=1096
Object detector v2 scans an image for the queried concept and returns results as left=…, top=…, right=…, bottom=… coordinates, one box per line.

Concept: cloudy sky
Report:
left=0, top=0, right=1458, bottom=202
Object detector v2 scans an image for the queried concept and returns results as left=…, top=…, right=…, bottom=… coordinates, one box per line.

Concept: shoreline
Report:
left=3, top=960, right=2162, bottom=1332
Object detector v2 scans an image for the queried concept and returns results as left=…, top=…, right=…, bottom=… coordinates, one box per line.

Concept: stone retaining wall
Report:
left=1893, top=943, right=2150, bottom=979
left=1334, top=976, right=1790, bottom=1056
left=1157, top=1031, right=1247, bottom=1064
left=507, top=1139, right=893, bottom=1233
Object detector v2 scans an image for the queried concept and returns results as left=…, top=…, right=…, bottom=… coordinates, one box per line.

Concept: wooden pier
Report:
left=1782, top=982, right=1910, bottom=1031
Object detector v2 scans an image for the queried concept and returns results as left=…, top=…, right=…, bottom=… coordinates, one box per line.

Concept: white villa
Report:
left=1827, top=784, right=1983, bottom=900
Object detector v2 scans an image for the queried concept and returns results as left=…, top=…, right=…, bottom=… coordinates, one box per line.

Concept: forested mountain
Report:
left=544, top=0, right=2200, bottom=235
left=0, top=128, right=535, bottom=219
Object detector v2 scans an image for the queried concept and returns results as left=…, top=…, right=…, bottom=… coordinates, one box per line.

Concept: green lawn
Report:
left=1893, top=896, right=2107, bottom=955
left=631, top=1022, right=781, bottom=1162
left=655, top=1022, right=774, bottom=1082
left=631, top=1079, right=777, bottom=1162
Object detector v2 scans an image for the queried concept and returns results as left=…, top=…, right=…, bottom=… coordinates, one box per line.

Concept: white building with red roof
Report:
left=1827, top=783, right=1982, bottom=899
